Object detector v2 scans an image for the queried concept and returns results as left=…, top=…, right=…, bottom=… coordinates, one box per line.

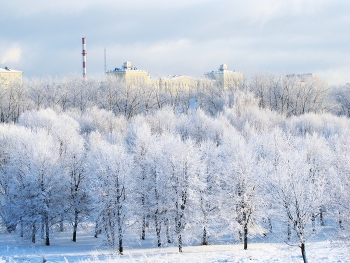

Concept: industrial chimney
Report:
left=82, top=37, right=87, bottom=78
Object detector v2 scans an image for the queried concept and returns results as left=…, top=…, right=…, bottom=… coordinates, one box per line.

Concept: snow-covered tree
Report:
left=87, top=131, right=132, bottom=254
left=262, top=129, right=332, bottom=263
left=159, top=134, right=203, bottom=252
left=220, top=128, right=266, bottom=250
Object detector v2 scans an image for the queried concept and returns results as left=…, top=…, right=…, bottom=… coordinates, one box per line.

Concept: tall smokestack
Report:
left=82, top=37, right=87, bottom=78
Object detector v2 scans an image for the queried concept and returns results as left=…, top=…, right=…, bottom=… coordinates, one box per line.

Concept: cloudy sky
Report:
left=1, top=0, right=349, bottom=85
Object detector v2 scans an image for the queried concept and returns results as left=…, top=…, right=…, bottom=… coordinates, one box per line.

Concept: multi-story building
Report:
left=107, top=62, right=243, bottom=90
left=106, top=61, right=149, bottom=87
left=204, top=64, right=243, bottom=89
left=0, top=67, right=23, bottom=87
left=157, top=75, right=202, bottom=91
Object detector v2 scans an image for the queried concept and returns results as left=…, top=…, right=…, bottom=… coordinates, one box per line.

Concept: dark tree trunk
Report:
left=32, top=224, right=36, bottom=243
left=41, top=222, right=45, bottom=239
left=45, top=215, right=50, bottom=246
left=301, top=243, right=308, bottom=263
left=141, top=215, right=146, bottom=240
left=117, top=215, right=123, bottom=255
left=339, top=211, right=343, bottom=229
left=94, top=220, right=101, bottom=238
left=72, top=210, right=78, bottom=242
left=155, top=212, right=161, bottom=247
left=117, top=205, right=123, bottom=255
left=59, top=215, right=64, bottom=232
left=244, top=224, right=248, bottom=250
left=20, top=220, right=24, bottom=238
left=287, top=222, right=291, bottom=241
left=104, top=217, right=112, bottom=246
left=73, top=229, right=77, bottom=243
left=319, top=209, right=324, bottom=226
left=201, top=227, right=208, bottom=245
left=178, top=234, right=182, bottom=252
left=268, top=218, right=273, bottom=233
left=165, top=218, right=171, bottom=243
left=311, top=214, right=316, bottom=233
left=238, top=230, right=242, bottom=242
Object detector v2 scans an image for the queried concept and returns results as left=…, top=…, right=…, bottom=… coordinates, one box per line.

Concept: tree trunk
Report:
left=244, top=224, right=248, bottom=250
left=155, top=213, right=161, bottom=247
left=165, top=218, right=171, bottom=243
left=201, top=227, right=208, bottom=245
left=117, top=206, right=123, bottom=255
left=59, top=215, right=64, bottom=232
left=319, top=209, right=324, bottom=226
left=238, top=230, right=242, bottom=242
left=73, top=228, right=77, bottom=243
left=41, top=222, right=45, bottom=239
left=141, top=215, right=146, bottom=240
left=119, top=232, right=123, bottom=255
left=178, top=234, right=183, bottom=252
left=287, top=222, right=291, bottom=241
left=339, top=211, right=343, bottom=229
left=94, top=220, right=101, bottom=238
left=311, top=214, right=316, bottom=233
left=20, top=220, right=24, bottom=238
left=45, top=215, right=50, bottom=246
left=301, top=243, right=308, bottom=263
left=32, top=224, right=36, bottom=243
left=268, top=218, right=273, bottom=233
left=72, top=209, right=78, bottom=242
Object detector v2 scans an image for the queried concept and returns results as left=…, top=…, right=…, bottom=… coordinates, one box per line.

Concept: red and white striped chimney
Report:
left=82, top=37, right=87, bottom=78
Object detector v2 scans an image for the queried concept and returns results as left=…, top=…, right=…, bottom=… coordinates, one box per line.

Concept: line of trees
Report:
left=1, top=73, right=350, bottom=123
left=0, top=74, right=350, bottom=263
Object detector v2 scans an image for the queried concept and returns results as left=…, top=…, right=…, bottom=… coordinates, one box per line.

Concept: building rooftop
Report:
left=106, top=61, right=148, bottom=73
left=0, top=67, right=22, bottom=73
left=286, top=73, right=314, bottom=78
left=204, top=64, right=241, bottom=75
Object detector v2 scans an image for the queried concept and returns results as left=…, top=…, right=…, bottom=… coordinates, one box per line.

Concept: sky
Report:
left=0, top=0, right=349, bottom=85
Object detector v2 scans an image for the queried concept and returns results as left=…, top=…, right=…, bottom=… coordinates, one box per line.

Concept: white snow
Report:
left=0, top=228, right=347, bottom=263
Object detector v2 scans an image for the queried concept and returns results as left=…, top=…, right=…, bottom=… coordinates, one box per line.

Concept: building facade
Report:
left=0, top=67, right=23, bottom=87
left=204, top=64, right=243, bottom=89
left=107, top=62, right=242, bottom=90
left=106, top=61, right=149, bottom=87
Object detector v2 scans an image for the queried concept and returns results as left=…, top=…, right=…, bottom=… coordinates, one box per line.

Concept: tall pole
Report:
left=82, top=37, right=87, bottom=78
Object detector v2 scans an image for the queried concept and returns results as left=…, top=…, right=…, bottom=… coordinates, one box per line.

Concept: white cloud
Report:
left=320, top=68, right=350, bottom=86
left=6, top=0, right=214, bottom=15
left=0, top=46, right=22, bottom=65
left=1, top=0, right=348, bottom=85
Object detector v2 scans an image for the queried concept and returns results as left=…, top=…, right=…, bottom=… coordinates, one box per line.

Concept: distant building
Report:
left=157, top=75, right=202, bottom=91
left=286, top=73, right=316, bottom=79
left=107, top=61, right=242, bottom=90
left=204, top=64, right=243, bottom=89
left=0, top=67, right=23, bottom=87
left=106, top=61, right=149, bottom=87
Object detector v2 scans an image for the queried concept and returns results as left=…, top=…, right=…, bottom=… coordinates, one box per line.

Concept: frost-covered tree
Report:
left=159, top=135, right=203, bottom=252
left=262, top=129, right=332, bottom=263
left=220, top=128, right=266, bottom=250
left=87, top=132, right=132, bottom=254
left=197, top=140, right=224, bottom=245
left=3, top=126, right=61, bottom=245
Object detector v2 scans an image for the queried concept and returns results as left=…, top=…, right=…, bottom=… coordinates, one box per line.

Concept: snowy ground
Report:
left=0, top=227, right=347, bottom=263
